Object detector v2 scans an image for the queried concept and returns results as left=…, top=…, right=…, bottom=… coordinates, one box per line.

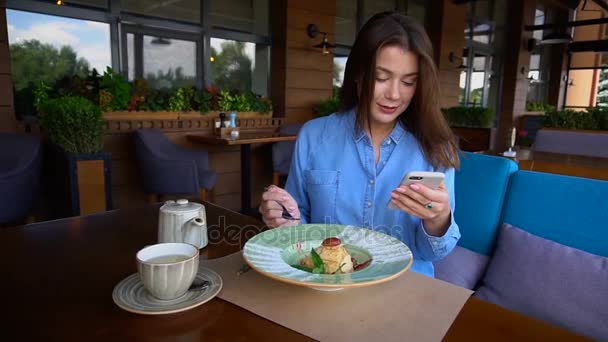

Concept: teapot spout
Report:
left=191, top=217, right=205, bottom=227
left=183, top=216, right=207, bottom=249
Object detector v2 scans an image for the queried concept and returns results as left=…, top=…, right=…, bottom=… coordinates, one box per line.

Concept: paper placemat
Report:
left=200, top=252, right=473, bottom=342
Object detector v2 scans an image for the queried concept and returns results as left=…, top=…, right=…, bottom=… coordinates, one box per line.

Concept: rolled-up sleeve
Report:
left=413, top=167, right=461, bottom=261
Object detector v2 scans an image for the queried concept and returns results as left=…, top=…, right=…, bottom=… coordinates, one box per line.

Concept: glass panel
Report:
left=407, top=1, right=426, bottom=24
left=334, top=56, right=348, bottom=87
left=533, top=8, right=545, bottom=41
left=459, top=70, right=467, bottom=105
left=127, top=33, right=135, bottom=81
left=210, top=38, right=259, bottom=94
left=469, top=55, right=486, bottom=106
left=529, top=54, right=540, bottom=71
left=6, top=9, right=111, bottom=117
left=210, top=0, right=268, bottom=35
left=474, top=0, right=492, bottom=22
left=336, top=0, right=357, bottom=46
left=598, top=69, right=608, bottom=107
left=144, top=35, right=196, bottom=89
left=66, top=0, right=108, bottom=8
left=121, top=0, right=200, bottom=23
left=126, top=33, right=197, bottom=89
left=362, top=0, right=395, bottom=24
left=472, top=23, right=492, bottom=44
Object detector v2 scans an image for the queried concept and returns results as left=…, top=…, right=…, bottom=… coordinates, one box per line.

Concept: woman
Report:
left=259, top=12, right=460, bottom=277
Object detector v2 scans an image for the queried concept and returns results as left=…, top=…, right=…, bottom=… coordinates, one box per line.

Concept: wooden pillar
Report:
left=271, top=0, right=335, bottom=124
left=426, top=0, right=467, bottom=109
left=0, top=0, right=16, bottom=133
left=496, top=0, right=536, bottom=152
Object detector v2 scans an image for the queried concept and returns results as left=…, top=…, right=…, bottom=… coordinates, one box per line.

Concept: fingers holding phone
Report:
left=389, top=171, right=451, bottom=222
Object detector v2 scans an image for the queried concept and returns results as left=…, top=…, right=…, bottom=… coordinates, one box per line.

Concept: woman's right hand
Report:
left=259, top=185, right=301, bottom=228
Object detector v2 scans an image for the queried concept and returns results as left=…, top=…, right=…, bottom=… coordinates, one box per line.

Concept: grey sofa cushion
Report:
left=475, top=224, right=608, bottom=341
left=434, top=245, right=489, bottom=290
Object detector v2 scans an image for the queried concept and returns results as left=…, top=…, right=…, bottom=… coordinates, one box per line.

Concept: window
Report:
left=126, top=32, right=198, bottom=89
left=6, top=9, right=111, bottom=117
left=210, top=0, right=269, bottom=35
left=210, top=38, right=268, bottom=95
left=121, top=0, right=200, bottom=23
left=460, top=0, right=505, bottom=112
left=334, top=0, right=428, bottom=92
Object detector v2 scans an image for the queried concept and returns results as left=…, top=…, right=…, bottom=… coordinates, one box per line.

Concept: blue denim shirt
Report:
left=285, top=110, right=460, bottom=277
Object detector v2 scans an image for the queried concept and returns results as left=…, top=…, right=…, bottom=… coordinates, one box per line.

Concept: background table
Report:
left=189, top=133, right=297, bottom=215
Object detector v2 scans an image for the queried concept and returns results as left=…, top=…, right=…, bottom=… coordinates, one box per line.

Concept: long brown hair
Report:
left=340, top=12, right=460, bottom=169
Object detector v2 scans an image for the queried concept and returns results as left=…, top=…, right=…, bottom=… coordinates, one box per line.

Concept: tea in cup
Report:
left=136, top=243, right=199, bottom=300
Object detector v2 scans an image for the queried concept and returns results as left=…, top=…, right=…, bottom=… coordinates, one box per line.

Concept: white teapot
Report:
left=158, top=199, right=208, bottom=249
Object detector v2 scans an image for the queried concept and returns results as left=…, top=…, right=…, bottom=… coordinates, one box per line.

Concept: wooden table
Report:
left=189, top=133, right=297, bottom=215
left=1, top=204, right=591, bottom=341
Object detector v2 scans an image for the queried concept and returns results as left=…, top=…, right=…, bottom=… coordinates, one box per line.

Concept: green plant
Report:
left=99, top=67, right=131, bottom=111
left=139, top=89, right=172, bottom=111
left=441, top=106, right=495, bottom=128
left=526, top=101, right=556, bottom=112
left=38, top=96, right=105, bottom=154
left=168, top=87, right=196, bottom=112
left=543, top=108, right=607, bottom=131
left=313, top=96, right=341, bottom=117
left=218, top=90, right=234, bottom=112
left=33, top=81, right=52, bottom=113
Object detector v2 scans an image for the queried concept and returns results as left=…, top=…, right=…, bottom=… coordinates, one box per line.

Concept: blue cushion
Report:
left=454, top=152, right=518, bottom=255
left=501, top=171, right=608, bottom=257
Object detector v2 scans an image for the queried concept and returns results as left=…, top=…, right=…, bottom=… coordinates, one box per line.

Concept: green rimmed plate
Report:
left=242, top=224, right=413, bottom=290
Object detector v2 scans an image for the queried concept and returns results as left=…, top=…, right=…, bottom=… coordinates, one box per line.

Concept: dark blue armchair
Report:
left=134, top=129, right=216, bottom=202
left=272, top=124, right=302, bottom=186
left=0, top=133, right=42, bottom=225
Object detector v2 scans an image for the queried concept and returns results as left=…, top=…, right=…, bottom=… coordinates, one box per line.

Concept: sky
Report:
left=6, top=9, right=257, bottom=78
left=7, top=9, right=111, bottom=72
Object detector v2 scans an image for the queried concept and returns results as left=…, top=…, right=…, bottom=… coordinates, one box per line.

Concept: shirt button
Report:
left=369, top=179, right=374, bottom=184
left=367, top=202, right=372, bottom=207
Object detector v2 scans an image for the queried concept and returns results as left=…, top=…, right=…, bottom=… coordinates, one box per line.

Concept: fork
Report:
left=263, top=186, right=300, bottom=221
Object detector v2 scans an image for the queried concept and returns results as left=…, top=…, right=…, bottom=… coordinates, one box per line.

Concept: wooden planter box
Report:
left=103, top=111, right=272, bottom=121
left=44, top=144, right=112, bottom=218
left=534, top=128, right=608, bottom=158
left=451, top=126, right=492, bottom=152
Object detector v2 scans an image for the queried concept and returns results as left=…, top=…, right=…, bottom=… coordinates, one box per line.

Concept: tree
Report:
left=10, top=39, right=90, bottom=91
left=145, top=67, right=196, bottom=90
left=9, top=39, right=90, bottom=117
left=598, top=69, right=608, bottom=107
left=333, top=61, right=344, bottom=86
left=210, top=41, right=252, bottom=93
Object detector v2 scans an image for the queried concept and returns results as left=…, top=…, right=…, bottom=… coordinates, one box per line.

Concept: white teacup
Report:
left=136, top=243, right=199, bottom=300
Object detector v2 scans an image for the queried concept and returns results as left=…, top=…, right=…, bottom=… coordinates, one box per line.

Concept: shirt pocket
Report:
left=304, top=170, right=340, bottom=223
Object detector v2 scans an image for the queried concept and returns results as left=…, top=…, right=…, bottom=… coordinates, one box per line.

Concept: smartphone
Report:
left=387, top=171, right=445, bottom=209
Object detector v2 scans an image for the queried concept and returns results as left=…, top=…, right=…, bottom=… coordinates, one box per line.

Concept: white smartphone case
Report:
left=387, top=171, right=445, bottom=209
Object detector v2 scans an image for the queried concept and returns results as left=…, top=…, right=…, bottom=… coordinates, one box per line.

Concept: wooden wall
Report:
left=0, top=0, right=16, bottom=133
left=105, top=118, right=281, bottom=213
left=272, top=0, right=335, bottom=124
left=427, top=0, right=467, bottom=109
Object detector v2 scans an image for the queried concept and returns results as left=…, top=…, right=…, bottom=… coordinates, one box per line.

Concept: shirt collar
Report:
left=350, top=110, right=407, bottom=144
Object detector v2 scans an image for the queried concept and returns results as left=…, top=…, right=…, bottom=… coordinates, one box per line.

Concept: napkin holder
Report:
left=213, top=119, right=239, bottom=137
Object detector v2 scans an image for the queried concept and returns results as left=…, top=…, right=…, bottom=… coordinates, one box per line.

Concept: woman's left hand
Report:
left=390, top=182, right=452, bottom=236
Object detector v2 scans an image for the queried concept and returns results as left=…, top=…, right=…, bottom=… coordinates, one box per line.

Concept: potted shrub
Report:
left=39, top=96, right=112, bottom=217
left=442, top=106, right=495, bottom=152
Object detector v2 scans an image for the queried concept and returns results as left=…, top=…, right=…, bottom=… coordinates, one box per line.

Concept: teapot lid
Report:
left=160, top=199, right=203, bottom=213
